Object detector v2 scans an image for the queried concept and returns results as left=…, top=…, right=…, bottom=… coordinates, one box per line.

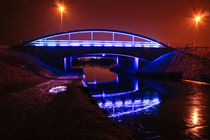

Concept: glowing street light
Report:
left=192, top=10, right=209, bottom=47
left=58, top=5, right=65, bottom=30
left=59, top=6, right=64, bottom=13
left=194, top=15, right=201, bottom=25
left=193, top=14, right=203, bottom=47
left=195, top=16, right=201, bottom=24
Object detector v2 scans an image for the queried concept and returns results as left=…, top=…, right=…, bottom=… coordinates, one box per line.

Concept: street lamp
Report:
left=193, top=15, right=202, bottom=47
left=195, top=16, right=201, bottom=25
left=58, top=5, right=64, bottom=30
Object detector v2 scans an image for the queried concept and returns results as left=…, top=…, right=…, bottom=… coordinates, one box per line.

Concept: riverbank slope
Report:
left=0, top=48, right=134, bottom=140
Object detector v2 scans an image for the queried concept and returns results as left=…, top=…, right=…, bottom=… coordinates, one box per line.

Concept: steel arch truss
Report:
left=23, top=29, right=168, bottom=48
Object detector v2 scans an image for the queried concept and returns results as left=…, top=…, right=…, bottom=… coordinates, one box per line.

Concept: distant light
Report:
left=59, top=6, right=64, bottom=12
left=195, top=16, right=200, bottom=22
left=195, top=16, right=201, bottom=24
left=49, top=86, right=67, bottom=93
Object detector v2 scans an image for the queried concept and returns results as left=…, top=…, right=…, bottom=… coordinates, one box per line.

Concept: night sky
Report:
left=0, top=0, right=210, bottom=46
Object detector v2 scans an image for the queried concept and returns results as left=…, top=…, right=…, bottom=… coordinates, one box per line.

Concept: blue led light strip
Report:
left=23, top=29, right=168, bottom=48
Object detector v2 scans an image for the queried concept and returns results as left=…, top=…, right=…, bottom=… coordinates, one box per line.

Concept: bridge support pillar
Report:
left=116, top=56, right=150, bottom=71
left=116, top=56, right=139, bottom=70
left=64, top=57, right=72, bottom=72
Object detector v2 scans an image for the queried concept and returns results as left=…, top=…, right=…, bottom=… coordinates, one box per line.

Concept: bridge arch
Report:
left=70, top=53, right=150, bottom=60
left=62, top=52, right=151, bottom=76
left=22, top=29, right=168, bottom=48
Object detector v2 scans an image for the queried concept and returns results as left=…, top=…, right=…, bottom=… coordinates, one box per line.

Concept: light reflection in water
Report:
left=184, top=86, right=207, bottom=139
left=98, top=98, right=160, bottom=118
left=50, top=56, right=210, bottom=139
left=192, top=108, right=198, bottom=125
left=83, top=68, right=161, bottom=118
left=186, top=95, right=204, bottom=128
left=89, top=77, right=161, bottom=117
left=92, top=89, right=139, bottom=98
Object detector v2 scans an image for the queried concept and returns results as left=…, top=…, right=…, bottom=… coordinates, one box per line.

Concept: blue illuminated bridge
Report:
left=19, top=29, right=172, bottom=61
left=17, top=29, right=174, bottom=73
left=23, top=29, right=166, bottom=48
left=18, top=30, right=172, bottom=116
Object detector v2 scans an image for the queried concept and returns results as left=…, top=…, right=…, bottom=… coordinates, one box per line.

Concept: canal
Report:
left=50, top=57, right=210, bottom=140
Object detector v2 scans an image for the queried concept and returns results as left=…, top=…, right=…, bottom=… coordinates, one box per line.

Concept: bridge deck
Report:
left=28, top=40, right=161, bottom=48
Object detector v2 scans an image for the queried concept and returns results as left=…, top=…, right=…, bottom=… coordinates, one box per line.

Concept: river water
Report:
left=51, top=57, right=210, bottom=140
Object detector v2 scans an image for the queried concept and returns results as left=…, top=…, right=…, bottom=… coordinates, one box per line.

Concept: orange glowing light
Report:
left=57, top=4, right=65, bottom=30
left=59, top=6, right=64, bottom=12
left=194, top=16, right=201, bottom=24
left=195, top=16, right=200, bottom=22
left=192, top=108, right=198, bottom=124
left=193, top=10, right=209, bottom=25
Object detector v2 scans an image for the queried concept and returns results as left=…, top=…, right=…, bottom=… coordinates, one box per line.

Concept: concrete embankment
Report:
left=139, top=48, right=209, bottom=82
left=111, top=47, right=210, bottom=83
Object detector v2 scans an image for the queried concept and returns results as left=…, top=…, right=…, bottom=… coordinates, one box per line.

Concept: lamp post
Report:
left=194, top=15, right=201, bottom=47
left=59, top=5, right=64, bottom=30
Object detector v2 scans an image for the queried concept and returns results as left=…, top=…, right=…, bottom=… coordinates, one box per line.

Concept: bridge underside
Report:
left=20, top=46, right=173, bottom=62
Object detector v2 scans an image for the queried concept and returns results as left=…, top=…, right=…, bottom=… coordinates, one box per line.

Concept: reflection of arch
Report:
left=107, top=98, right=160, bottom=118
left=92, top=86, right=149, bottom=98
left=22, top=29, right=168, bottom=48
left=96, top=90, right=161, bottom=118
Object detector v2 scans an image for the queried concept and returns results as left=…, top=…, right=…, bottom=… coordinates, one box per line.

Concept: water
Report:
left=50, top=57, right=210, bottom=140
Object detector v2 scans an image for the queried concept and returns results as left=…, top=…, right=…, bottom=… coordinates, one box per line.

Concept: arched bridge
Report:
left=19, top=29, right=173, bottom=61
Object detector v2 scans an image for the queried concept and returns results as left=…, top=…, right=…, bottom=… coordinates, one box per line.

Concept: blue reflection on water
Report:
left=62, top=56, right=162, bottom=118
left=96, top=90, right=161, bottom=118
left=98, top=98, right=160, bottom=118
left=86, top=73, right=161, bottom=118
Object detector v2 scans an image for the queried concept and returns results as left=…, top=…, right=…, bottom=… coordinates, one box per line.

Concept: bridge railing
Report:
left=27, top=40, right=161, bottom=48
